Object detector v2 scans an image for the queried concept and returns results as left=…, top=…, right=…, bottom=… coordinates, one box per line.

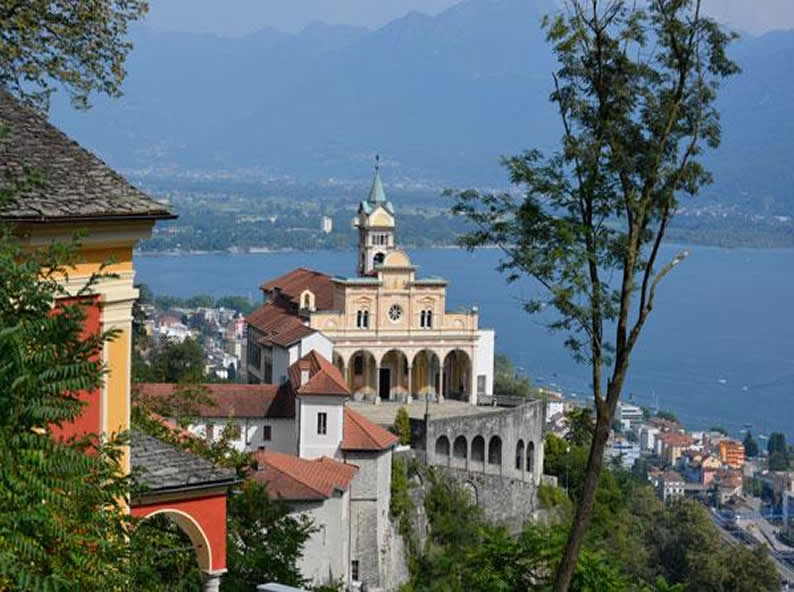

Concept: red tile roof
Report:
left=342, top=408, right=399, bottom=451
left=659, top=432, right=694, bottom=447
left=260, top=267, right=336, bottom=311
left=289, top=350, right=350, bottom=397
left=136, top=383, right=294, bottom=419
left=661, top=470, right=684, bottom=483
left=245, top=300, right=315, bottom=347
left=251, top=449, right=358, bottom=500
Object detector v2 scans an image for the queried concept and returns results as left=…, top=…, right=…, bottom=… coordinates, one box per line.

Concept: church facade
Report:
left=245, top=162, right=494, bottom=403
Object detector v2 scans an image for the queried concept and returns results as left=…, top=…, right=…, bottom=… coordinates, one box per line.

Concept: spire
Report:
left=367, top=154, right=387, bottom=204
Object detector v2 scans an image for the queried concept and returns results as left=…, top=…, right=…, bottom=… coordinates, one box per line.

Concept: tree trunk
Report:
left=551, top=412, right=611, bottom=591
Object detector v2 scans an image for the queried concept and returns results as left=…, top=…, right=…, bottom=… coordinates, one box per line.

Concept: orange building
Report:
left=719, top=439, right=746, bottom=468
left=0, top=89, right=234, bottom=591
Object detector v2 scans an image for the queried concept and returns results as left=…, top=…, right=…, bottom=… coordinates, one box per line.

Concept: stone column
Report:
left=439, top=361, right=446, bottom=403
left=202, top=570, right=225, bottom=592
left=374, top=361, right=381, bottom=405
left=407, top=365, right=413, bottom=401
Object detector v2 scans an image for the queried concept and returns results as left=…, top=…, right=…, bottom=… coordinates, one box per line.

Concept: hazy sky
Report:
left=145, top=0, right=794, bottom=36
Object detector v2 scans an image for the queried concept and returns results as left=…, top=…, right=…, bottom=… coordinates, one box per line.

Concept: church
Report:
left=245, top=159, right=495, bottom=403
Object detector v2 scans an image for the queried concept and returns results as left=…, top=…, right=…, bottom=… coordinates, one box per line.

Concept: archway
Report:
left=332, top=351, right=345, bottom=377
left=373, top=252, right=385, bottom=267
left=131, top=513, right=206, bottom=589
left=412, top=349, right=440, bottom=399
left=516, top=439, right=525, bottom=472
left=488, top=435, right=502, bottom=466
left=462, top=481, right=478, bottom=506
left=453, top=435, right=468, bottom=468
left=527, top=441, right=536, bottom=477
left=435, top=435, right=450, bottom=464
left=442, top=349, right=472, bottom=401
left=471, top=435, right=485, bottom=471
left=348, top=350, right=377, bottom=399
left=380, top=350, right=409, bottom=401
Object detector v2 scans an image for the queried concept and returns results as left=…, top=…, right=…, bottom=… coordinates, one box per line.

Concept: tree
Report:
left=391, top=406, right=412, bottom=445
left=0, top=0, right=148, bottom=110
left=0, top=228, right=137, bottom=589
left=223, top=481, right=315, bottom=592
left=768, top=432, right=787, bottom=456
left=450, top=2, right=738, bottom=588
left=769, top=451, right=788, bottom=472
left=743, top=431, right=759, bottom=458
left=655, top=410, right=679, bottom=424
left=565, top=408, right=595, bottom=447
left=150, top=337, right=206, bottom=383
left=493, top=352, right=535, bottom=397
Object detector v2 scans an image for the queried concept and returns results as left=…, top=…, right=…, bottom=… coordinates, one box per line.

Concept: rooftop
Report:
left=342, top=408, right=399, bottom=451
left=348, top=399, right=504, bottom=427
left=251, top=450, right=358, bottom=501
left=290, top=350, right=350, bottom=397
left=246, top=300, right=316, bottom=347
left=259, top=267, right=335, bottom=311
left=136, top=383, right=294, bottom=419
left=131, top=431, right=237, bottom=494
left=0, top=89, right=173, bottom=223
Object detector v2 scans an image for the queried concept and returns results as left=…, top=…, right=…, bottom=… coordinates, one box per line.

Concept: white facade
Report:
left=639, top=425, right=660, bottom=452
left=291, top=491, right=350, bottom=587
left=187, top=417, right=296, bottom=454
left=475, top=329, right=495, bottom=398
left=298, top=396, right=345, bottom=459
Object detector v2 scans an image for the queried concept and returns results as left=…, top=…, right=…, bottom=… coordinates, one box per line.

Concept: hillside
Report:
left=51, top=0, right=794, bottom=215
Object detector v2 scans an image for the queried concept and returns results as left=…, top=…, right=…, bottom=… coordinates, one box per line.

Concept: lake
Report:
left=135, top=246, right=794, bottom=441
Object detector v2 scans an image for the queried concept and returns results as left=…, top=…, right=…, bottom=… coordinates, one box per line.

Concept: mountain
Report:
left=50, top=0, right=794, bottom=214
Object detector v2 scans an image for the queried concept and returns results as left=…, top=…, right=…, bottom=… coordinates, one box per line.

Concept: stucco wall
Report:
left=475, top=329, right=494, bottom=396
left=291, top=492, right=349, bottom=588
left=298, top=396, right=344, bottom=459
left=298, top=331, right=333, bottom=362
left=186, top=417, right=296, bottom=454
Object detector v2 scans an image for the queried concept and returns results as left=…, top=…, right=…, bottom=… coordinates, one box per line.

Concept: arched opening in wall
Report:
left=488, top=435, right=502, bottom=465
left=380, top=350, right=409, bottom=401
left=471, top=435, right=485, bottom=469
left=527, top=441, right=535, bottom=476
left=442, top=349, right=472, bottom=401
left=412, top=349, right=440, bottom=399
left=373, top=252, right=385, bottom=267
left=332, top=352, right=345, bottom=378
left=131, top=511, right=210, bottom=589
left=516, top=439, right=525, bottom=471
left=435, top=435, right=450, bottom=462
left=453, top=435, right=468, bottom=460
left=349, top=350, right=377, bottom=398
left=462, top=481, right=478, bottom=506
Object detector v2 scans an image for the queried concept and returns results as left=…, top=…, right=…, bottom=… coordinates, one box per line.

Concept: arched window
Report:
left=527, top=441, right=535, bottom=475
left=488, top=435, right=502, bottom=465
left=354, top=355, right=364, bottom=376
left=420, top=310, right=426, bottom=327
left=471, top=436, right=485, bottom=463
left=356, top=310, right=369, bottom=329
left=373, top=252, right=385, bottom=267
left=420, top=309, right=433, bottom=328
left=453, top=436, right=467, bottom=459
left=435, top=436, right=450, bottom=458
left=516, top=440, right=525, bottom=470
left=303, top=294, right=310, bottom=309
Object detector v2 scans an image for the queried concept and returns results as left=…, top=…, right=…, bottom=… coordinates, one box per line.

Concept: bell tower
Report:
left=356, top=155, right=396, bottom=275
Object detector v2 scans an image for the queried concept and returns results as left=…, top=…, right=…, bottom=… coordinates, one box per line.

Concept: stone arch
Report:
left=412, top=349, right=441, bottom=398
left=488, top=435, right=502, bottom=465
left=442, top=349, right=472, bottom=401
left=332, top=351, right=345, bottom=376
left=373, top=252, right=385, bottom=267
left=435, top=435, right=450, bottom=460
left=462, top=481, right=478, bottom=506
left=527, top=440, right=535, bottom=475
left=348, top=350, right=377, bottom=398
left=142, top=508, right=212, bottom=571
left=516, top=439, right=525, bottom=471
left=379, top=349, right=409, bottom=401
left=471, top=435, right=485, bottom=469
left=453, top=435, right=467, bottom=459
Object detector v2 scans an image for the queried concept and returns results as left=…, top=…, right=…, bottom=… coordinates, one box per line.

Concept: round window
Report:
left=388, top=304, right=403, bottom=322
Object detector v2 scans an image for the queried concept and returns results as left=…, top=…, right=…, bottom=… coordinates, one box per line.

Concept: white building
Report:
left=140, top=350, right=402, bottom=591
left=322, top=216, right=333, bottom=234
left=616, top=402, right=643, bottom=431
left=606, top=434, right=641, bottom=470
left=639, top=425, right=660, bottom=453
left=245, top=161, right=495, bottom=404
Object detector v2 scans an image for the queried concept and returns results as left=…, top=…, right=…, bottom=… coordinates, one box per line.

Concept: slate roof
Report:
left=341, top=408, right=399, bottom=452
left=289, top=350, right=350, bottom=397
left=259, top=268, right=335, bottom=311
left=136, top=383, right=295, bottom=419
left=251, top=449, right=358, bottom=501
left=0, top=88, right=174, bottom=223
left=131, top=431, right=237, bottom=494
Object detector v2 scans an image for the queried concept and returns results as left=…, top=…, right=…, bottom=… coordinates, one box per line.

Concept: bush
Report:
left=392, top=406, right=412, bottom=445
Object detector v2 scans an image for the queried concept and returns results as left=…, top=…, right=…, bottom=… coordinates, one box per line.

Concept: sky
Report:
left=144, top=0, right=794, bottom=36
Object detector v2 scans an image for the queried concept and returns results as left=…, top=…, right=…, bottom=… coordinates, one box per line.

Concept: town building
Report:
left=657, top=470, right=686, bottom=503
left=606, top=433, right=641, bottom=470
left=322, top=215, right=333, bottom=233
left=658, top=432, right=694, bottom=465
left=639, top=425, right=660, bottom=453
left=140, top=349, right=403, bottom=591
left=0, top=89, right=234, bottom=592
left=616, top=402, right=643, bottom=430
left=719, top=439, right=746, bottom=468
left=245, top=161, right=495, bottom=403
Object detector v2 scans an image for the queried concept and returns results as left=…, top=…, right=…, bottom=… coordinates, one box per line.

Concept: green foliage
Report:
left=708, top=425, right=727, bottom=435
left=0, top=0, right=148, bottom=110
left=153, top=293, right=255, bottom=315
left=390, top=458, right=416, bottom=549
left=768, top=432, right=789, bottom=470
left=769, top=450, right=789, bottom=471
left=655, top=410, right=679, bottom=424
left=223, top=481, right=315, bottom=592
left=742, top=431, right=759, bottom=458
left=0, top=230, right=138, bottom=590
left=391, top=406, right=412, bottom=445
left=150, top=337, right=207, bottom=383
left=130, top=514, right=203, bottom=591
left=493, top=352, right=536, bottom=397
left=565, top=407, right=595, bottom=447
left=538, top=482, right=571, bottom=510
